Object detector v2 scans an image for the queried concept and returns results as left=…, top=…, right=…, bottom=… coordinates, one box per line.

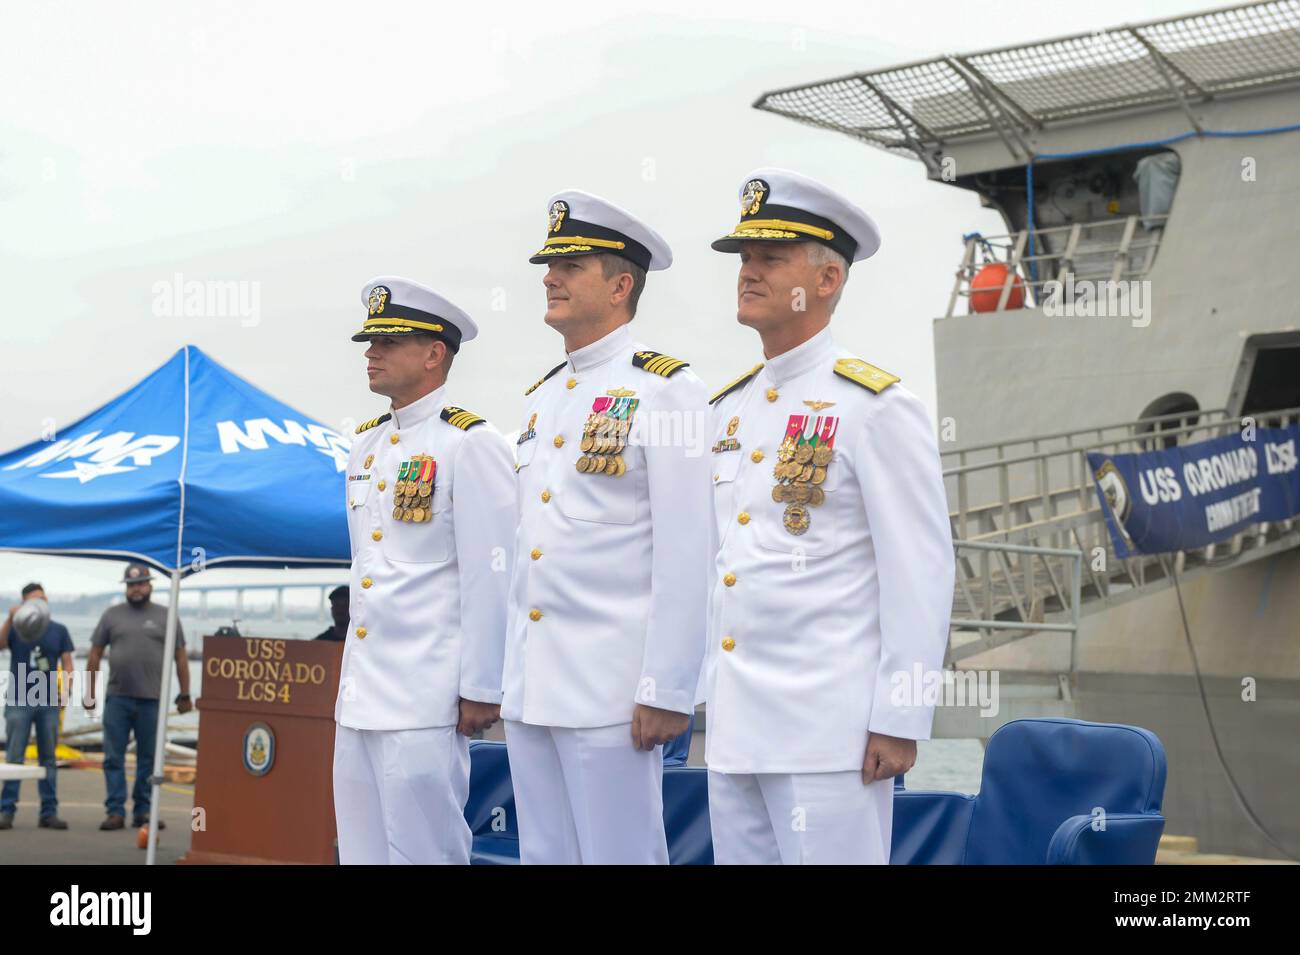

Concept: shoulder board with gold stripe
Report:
left=833, top=358, right=900, bottom=394
left=440, top=406, right=487, bottom=430
left=355, top=413, right=391, bottom=434
left=709, top=363, right=764, bottom=405
left=525, top=361, right=568, bottom=396
left=632, top=350, right=690, bottom=378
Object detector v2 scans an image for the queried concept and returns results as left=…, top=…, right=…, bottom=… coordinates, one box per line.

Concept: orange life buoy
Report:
left=970, top=263, right=1025, bottom=312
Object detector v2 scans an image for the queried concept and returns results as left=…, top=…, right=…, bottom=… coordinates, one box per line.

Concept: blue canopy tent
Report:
left=0, top=345, right=351, bottom=862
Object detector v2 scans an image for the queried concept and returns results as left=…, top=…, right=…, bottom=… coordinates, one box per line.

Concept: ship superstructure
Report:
left=754, top=1, right=1300, bottom=857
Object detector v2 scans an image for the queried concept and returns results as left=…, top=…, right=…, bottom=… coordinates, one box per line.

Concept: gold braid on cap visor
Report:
left=541, top=235, right=627, bottom=251
left=726, top=218, right=835, bottom=241
left=360, top=316, right=444, bottom=333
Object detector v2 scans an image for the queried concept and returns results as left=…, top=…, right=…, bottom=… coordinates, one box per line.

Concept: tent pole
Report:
left=145, top=568, right=182, bottom=866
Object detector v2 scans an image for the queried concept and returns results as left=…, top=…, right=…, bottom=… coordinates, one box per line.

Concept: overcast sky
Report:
left=0, top=0, right=1214, bottom=597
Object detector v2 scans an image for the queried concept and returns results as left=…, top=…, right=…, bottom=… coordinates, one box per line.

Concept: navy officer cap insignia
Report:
left=548, top=199, right=568, bottom=234
left=529, top=190, right=672, bottom=272
left=711, top=167, right=881, bottom=264
left=352, top=276, right=479, bottom=353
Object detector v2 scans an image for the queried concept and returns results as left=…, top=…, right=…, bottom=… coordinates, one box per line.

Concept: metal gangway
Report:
left=937, top=404, right=1300, bottom=736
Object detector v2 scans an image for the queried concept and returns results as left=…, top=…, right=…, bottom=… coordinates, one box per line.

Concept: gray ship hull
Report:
left=948, top=549, right=1300, bottom=858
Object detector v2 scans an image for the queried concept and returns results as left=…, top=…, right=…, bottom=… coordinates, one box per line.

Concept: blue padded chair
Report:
left=466, top=726, right=713, bottom=864
left=662, top=714, right=694, bottom=767
left=465, top=740, right=519, bottom=864
left=891, top=718, right=1167, bottom=864
left=662, top=765, right=713, bottom=864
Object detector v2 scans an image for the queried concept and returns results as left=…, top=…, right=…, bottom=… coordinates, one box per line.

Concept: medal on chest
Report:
left=518, top=412, right=538, bottom=446
left=577, top=389, right=637, bottom=477
left=772, top=413, right=839, bottom=535
left=712, top=415, right=742, bottom=454
left=393, top=454, right=437, bottom=523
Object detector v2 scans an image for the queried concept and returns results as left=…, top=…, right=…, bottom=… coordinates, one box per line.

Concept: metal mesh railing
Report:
left=754, top=1, right=1300, bottom=163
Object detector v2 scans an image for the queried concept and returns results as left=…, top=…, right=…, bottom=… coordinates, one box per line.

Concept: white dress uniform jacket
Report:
left=337, top=384, right=516, bottom=730
left=704, top=328, right=955, bottom=774
left=503, top=323, right=711, bottom=727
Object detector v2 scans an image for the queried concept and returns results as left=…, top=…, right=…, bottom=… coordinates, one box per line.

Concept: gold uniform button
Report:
left=724, top=573, right=737, bottom=587
left=361, top=577, right=373, bottom=589
left=541, top=489, right=551, bottom=503
left=737, top=512, right=750, bottom=525
left=553, top=435, right=564, bottom=448
left=528, top=608, right=543, bottom=622
left=530, top=548, right=542, bottom=561
left=750, top=450, right=764, bottom=463
left=566, top=378, right=577, bottom=390
left=721, top=637, right=735, bottom=652
left=377, top=480, right=386, bottom=491
left=355, top=627, right=367, bottom=639
left=371, top=530, right=382, bottom=541
left=766, top=388, right=779, bottom=402
left=390, top=433, right=400, bottom=444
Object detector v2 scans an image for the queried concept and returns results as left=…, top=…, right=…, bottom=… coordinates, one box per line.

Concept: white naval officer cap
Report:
left=529, top=189, right=673, bottom=271
left=352, top=276, right=479, bottom=352
left=711, top=167, right=881, bottom=263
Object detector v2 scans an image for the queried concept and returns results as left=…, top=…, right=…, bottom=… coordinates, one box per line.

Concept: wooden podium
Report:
left=180, top=635, right=343, bottom=865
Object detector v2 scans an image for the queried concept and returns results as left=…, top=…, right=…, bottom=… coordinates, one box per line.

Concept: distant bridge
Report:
left=77, top=581, right=346, bottom=626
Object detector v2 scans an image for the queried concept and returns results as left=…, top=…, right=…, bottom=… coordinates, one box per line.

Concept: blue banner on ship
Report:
left=1086, top=425, right=1300, bottom=558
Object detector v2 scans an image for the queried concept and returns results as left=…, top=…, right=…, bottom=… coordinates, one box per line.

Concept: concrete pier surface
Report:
left=2, top=754, right=1290, bottom=865
left=0, top=762, right=193, bottom=865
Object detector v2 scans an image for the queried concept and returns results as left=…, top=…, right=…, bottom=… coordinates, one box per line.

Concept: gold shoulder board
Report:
left=632, top=350, right=690, bottom=378
left=355, top=413, right=392, bottom=434
left=440, top=406, right=486, bottom=430
left=709, top=363, right=764, bottom=405
left=833, top=358, right=899, bottom=394
left=525, top=361, right=568, bottom=396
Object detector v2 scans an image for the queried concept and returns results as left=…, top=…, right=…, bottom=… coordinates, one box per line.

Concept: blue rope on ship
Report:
left=961, top=230, right=996, bottom=263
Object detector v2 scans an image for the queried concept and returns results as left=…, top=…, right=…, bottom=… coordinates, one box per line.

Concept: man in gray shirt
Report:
left=85, top=564, right=192, bottom=831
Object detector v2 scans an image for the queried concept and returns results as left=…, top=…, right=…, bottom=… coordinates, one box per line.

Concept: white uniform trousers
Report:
left=332, top=724, right=471, bottom=865
left=707, top=769, right=894, bottom=865
left=504, top=720, right=668, bottom=865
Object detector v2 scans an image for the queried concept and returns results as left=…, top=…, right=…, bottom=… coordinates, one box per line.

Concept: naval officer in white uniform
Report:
left=334, top=277, right=516, bottom=864
left=703, top=169, right=955, bottom=864
left=503, top=191, right=711, bottom=864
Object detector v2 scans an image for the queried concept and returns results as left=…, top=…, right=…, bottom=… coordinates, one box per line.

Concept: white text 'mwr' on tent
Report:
left=0, top=344, right=352, bottom=862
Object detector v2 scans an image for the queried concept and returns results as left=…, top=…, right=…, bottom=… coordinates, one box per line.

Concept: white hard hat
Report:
left=12, top=598, right=51, bottom=643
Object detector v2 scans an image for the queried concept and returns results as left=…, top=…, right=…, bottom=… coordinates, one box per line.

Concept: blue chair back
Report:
left=964, top=718, right=1166, bottom=865
left=465, top=740, right=520, bottom=864
left=663, top=766, right=712, bottom=864
left=662, top=714, right=694, bottom=767
left=466, top=733, right=710, bottom=864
